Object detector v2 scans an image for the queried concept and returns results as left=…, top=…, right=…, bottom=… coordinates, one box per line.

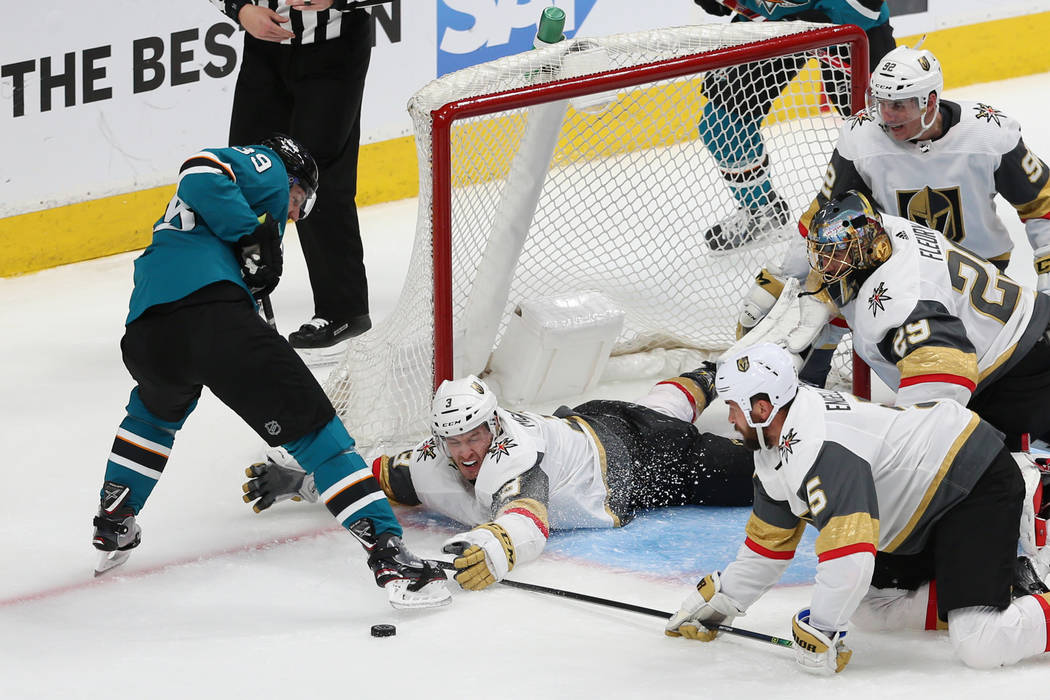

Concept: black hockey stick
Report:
left=260, top=294, right=277, bottom=332
left=438, top=562, right=792, bottom=649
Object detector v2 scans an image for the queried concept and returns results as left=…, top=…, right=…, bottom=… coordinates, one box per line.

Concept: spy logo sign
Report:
left=437, top=0, right=597, bottom=76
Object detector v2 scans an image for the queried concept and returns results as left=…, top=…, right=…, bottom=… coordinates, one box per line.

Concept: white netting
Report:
left=325, top=21, right=864, bottom=453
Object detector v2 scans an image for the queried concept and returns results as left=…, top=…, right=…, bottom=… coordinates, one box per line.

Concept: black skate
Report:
left=704, top=192, right=791, bottom=252
left=349, top=518, right=452, bottom=610
left=92, top=481, right=142, bottom=576
left=1013, top=555, right=1050, bottom=597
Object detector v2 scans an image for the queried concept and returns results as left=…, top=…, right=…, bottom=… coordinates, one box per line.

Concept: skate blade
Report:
left=385, top=579, right=453, bottom=610
left=296, top=342, right=349, bottom=368
left=94, top=549, right=132, bottom=577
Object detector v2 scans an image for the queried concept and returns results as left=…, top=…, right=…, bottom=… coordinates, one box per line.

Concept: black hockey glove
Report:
left=694, top=0, right=732, bottom=17
left=242, top=460, right=317, bottom=513
left=234, top=214, right=283, bottom=298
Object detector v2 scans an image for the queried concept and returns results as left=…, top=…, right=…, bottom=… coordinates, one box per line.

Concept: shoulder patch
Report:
left=867, top=281, right=893, bottom=317
left=416, top=437, right=438, bottom=461
left=488, top=435, right=518, bottom=462
left=846, top=110, right=875, bottom=130
left=972, top=102, right=1006, bottom=126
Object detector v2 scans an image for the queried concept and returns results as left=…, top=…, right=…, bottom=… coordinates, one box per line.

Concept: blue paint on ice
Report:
left=401, top=505, right=819, bottom=585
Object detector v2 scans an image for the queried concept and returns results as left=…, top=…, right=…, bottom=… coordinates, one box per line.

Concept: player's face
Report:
left=288, top=184, right=307, bottom=222
left=726, top=400, right=761, bottom=451
left=813, top=244, right=854, bottom=281
left=445, top=423, right=493, bottom=481
left=873, top=95, right=929, bottom=141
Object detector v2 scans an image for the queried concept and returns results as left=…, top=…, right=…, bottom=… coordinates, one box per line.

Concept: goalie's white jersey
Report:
left=827, top=213, right=1050, bottom=406
left=373, top=407, right=616, bottom=531
left=801, top=99, right=1050, bottom=262
left=720, top=385, right=1004, bottom=631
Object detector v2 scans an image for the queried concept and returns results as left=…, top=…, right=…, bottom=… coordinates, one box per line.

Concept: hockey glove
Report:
left=441, top=523, right=516, bottom=591
left=737, top=268, right=785, bottom=339
left=235, top=214, right=283, bottom=297
left=1034, top=244, right=1050, bottom=295
left=665, top=572, right=745, bottom=641
left=242, top=460, right=317, bottom=513
left=694, top=0, right=731, bottom=16
left=785, top=291, right=833, bottom=355
left=791, top=609, right=852, bottom=675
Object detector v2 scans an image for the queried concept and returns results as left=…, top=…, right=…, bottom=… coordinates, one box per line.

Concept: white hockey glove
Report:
left=791, top=609, right=852, bottom=675
left=665, top=572, right=745, bottom=641
left=242, top=460, right=318, bottom=513
left=785, top=291, right=833, bottom=355
left=737, top=268, right=785, bottom=339
left=1034, top=244, right=1050, bottom=294
left=442, top=523, right=516, bottom=591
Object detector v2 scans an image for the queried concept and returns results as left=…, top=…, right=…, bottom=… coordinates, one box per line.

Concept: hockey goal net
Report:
left=325, top=21, right=869, bottom=453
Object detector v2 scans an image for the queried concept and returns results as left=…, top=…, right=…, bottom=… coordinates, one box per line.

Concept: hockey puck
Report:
left=370, top=624, right=396, bottom=638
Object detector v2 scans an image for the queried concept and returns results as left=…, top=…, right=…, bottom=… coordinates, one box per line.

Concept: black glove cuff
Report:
left=225, top=0, right=254, bottom=23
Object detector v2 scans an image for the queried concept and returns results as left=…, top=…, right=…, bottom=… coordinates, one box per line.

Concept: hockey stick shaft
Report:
left=261, top=294, right=277, bottom=332
left=438, top=562, right=792, bottom=649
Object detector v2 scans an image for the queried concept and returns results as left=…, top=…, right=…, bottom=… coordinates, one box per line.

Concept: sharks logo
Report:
left=867, top=281, right=892, bottom=316
left=754, top=0, right=810, bottom=12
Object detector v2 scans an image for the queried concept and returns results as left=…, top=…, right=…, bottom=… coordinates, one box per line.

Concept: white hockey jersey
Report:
left=826, top=214, right=1050, bottom=406
left=373, top=407, right=619, bottom=535
left=800, top=100, right=1050, bottom=263
left=718, top=385, right=1004, bottom=633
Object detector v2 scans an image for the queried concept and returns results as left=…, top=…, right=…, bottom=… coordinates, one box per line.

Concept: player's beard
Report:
left=736, top=425, right=761, bottom=452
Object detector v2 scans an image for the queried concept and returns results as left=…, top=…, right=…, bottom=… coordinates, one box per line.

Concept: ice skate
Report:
left=703, top=192, right=791, bottom=252
left=349, top=518, right=452, bottom=610
left=92, top=482, right=142, bottom=576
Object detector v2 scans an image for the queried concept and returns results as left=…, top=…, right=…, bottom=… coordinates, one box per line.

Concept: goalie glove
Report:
left=441, top=523, right=516, bottom=591
left=737, top=268, right=785, bottom=340
left=1035, top=244, right=1050, bottom=295
left=665, top=572, right=745, bottom=641
left=785, top=290, right=833, bottom=355
left=234, top=213, right=283, bottom=297
left=242, top=460, right=318, bottom=513
left=791, top=609, right=852, bottom=675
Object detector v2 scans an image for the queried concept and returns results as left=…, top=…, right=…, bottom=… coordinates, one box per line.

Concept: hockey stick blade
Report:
left=438, top=562, right=792, bottom=649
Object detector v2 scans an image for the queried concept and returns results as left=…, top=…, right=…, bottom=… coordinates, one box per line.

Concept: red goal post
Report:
left=326, top=22, right=871, bottom=453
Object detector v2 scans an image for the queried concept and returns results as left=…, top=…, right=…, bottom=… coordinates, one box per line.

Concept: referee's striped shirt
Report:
left=211, top=0, right=368, bottom=45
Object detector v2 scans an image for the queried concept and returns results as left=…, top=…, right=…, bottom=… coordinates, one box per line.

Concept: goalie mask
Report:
left=808, top=190, right=891, bottom=284
left=867, top=43, right=943, bottom=139
left=716, top=343, right=797, bottom=429
left=260, top=134, right=319, bottom=219
left=431, top=375, right=501, bottom=443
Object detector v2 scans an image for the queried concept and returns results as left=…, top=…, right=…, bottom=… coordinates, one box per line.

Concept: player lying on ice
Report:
left=665, top=342, right=1050, bottom=674
left=242, top=367, right=756, bottom=590
left=90, top=136, right=449, bottom=609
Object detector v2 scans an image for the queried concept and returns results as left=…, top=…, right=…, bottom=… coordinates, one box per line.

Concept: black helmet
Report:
left=260, top=134, right=319, bottom=218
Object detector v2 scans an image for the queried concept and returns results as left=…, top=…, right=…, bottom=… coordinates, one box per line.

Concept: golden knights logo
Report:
left=867, top=281, right=892, bottom=316
left=737, top=356, right=750, bottom=372
left=918, top=56, right=931, bottom=71
left=846, top=111, right=875, bottom=130
left=488, top=436, right=517, bottom=462
left=779, top=427, right=800, bottom=457
left=896, top=186, right=965, bottom=242
left=417, top=438, right=438, bottom=461
left=973, top=102, right=1005, bottom=126
left=470, top=380, right=486, bottom=394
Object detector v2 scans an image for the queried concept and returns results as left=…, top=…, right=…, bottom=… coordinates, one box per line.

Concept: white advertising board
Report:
left=1, top=0, right=1045, bottom=217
